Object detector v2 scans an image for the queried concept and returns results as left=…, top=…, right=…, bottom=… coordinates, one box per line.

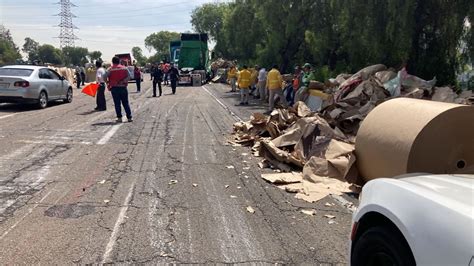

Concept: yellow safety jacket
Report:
left=266, top=68, right=282, bottom=90
left=238, top=69, right=252, bottom=88
left=228, top=68, right=237, bottom=79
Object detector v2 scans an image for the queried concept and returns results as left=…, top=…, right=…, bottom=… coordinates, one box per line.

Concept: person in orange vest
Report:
left=237, top=65, right=251, bottom=105
left=227, top=66, right=237, bottom=92
left=266, top=65, right=288, bottom=111
left=105, top=56, right=133, bottom=123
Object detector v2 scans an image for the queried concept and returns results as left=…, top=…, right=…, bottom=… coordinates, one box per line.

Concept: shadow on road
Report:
left=0, top=102, right=63, bottom=113
left=91, top=121, right=117, bottom=126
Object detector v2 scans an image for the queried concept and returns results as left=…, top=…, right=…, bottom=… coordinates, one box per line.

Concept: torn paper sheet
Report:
left=261, top=172, right=303, bottom=184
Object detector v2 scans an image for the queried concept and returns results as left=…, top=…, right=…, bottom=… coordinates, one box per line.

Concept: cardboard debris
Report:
left=261, top=172, right=303, bottom=184
left=229, top=63, right=472, bottom=204
left=324, top=214, right=336, bottom=219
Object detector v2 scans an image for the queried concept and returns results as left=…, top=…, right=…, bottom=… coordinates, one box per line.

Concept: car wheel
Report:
left=38, top=91, right=48, bottom=109
left=64, top=87, right=73, bottom=103
left=351, top=226, right=415, bottom=266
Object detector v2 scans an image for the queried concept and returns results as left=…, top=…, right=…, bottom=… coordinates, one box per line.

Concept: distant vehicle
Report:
left=0, top=65, right=73, bottom=109
left=169, top=33, right=210, bottom=86
left=114, top=53, right=143, bottom=82
left=350, top=174, right=474, bottom=266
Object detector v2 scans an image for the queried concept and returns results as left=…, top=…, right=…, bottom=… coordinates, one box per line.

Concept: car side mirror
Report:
left=60, top=76, right=65, bottom=80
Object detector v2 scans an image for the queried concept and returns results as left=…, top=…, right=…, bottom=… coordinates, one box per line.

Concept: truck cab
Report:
left=169, top=33, right=209, bottom=86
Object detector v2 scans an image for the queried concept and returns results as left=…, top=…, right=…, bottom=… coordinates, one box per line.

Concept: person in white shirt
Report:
left=257, top=67, right=267, bottom=102
left=95, top=60, right=107, bottom=111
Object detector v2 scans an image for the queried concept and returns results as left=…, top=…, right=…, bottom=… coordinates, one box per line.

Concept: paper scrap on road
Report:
left=98, top=180, right=106, bottom=184
left=192, top=183, right=198, bottom=187
left=325, top=202, right=335, bottom=207
left=103, top=199, right=110, bottom=203
left=169, top=180, right=178, bottom=185
left=324, top=214, right=336, bottom=219
left=261, top=172, right=303, bottom=184
left=230, top=195, right=237, bottom=198
left=225, top=185, right=230, bottom=188
left=226, top=165, right=235, bottom=169
left=246, top=206, right=255, bottom=213
left=301, top=209, right=317, bottom=216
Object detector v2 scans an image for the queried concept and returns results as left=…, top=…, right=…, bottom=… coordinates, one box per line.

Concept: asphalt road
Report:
left=0, top=76, right=353, bottom=264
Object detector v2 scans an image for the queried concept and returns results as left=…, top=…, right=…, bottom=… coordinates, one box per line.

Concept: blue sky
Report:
left=0, top=0, right=222, bottom=61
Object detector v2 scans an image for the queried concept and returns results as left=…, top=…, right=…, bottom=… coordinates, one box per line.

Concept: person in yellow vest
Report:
left=237, top=65, right=252, bottom=105
left=227, top=66, right=237, bottom=92
left=249, top=65, right=258, bottom=97
left=266, top=65, right=288, bottom=111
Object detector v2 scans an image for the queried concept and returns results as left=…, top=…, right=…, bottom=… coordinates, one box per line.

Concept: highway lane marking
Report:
left=201, top=86, right=243, bottom=122
left=97, top=124, right=122, bottom=145
left=102, top=180, right=136, bottom=263
left=0, top=190, right=53, bottom=240
left=0, top=114, right=16, bottom=120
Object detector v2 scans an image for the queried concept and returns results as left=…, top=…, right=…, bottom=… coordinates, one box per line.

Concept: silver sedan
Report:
left=0, top=65, right=73, bottom=108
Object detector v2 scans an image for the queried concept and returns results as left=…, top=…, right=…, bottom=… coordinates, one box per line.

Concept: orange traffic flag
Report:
left=81, top=83, right=99, bottom=97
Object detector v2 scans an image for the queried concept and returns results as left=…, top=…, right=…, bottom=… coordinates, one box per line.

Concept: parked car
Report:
left=350, top=174, right=474, bottom=266
left=0, top=65, right=73, bottom=108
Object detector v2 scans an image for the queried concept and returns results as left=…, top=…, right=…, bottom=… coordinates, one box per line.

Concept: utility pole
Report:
left=56, top=0, right=78, bottom=48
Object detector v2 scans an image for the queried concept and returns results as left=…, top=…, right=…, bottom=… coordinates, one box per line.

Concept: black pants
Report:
left=171, top=80, right=177, bottom=94
left=81, top=73, right=85, bottom=85
left=135, top=79, right=141, bottom=92
left=153, top=80, right=162, bottom=96
left=96, top=83, right=106, bottom=110
left=111, top=87, right=132, bottom=119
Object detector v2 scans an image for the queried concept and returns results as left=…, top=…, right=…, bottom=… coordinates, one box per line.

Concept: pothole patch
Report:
left=44, top=204, right=95, bottom=219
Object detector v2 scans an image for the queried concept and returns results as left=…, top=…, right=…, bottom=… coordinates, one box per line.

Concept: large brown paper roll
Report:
left=355, top=98, right=474, bottom=181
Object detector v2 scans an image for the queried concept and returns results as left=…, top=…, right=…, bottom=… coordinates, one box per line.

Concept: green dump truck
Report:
left=169, top=33, right=209, bottom=86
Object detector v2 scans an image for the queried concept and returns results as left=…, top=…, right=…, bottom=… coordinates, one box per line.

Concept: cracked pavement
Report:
left=0, top=76, right=353, bottom=264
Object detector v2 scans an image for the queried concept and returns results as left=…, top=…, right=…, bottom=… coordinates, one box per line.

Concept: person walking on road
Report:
left=152, top=63, right=164, bottom=97
left=95, top=60, right=107, bottom=111
left=75, top=67, right=82, bottom=89
left=227, top=66, right=237, bottom=92
left=266, top=65, right=288, bottom=111
left=80, top=67, right=86, bottom=86
left=106, top=56, right=133, bottom=123
left=238, top=65, right=251, bottom=105
left=163, top=61, right=170, bottom=85
left=168, top=63, right=179, bottom=95
left=257, top=66, right=267, bottom=102
left=133, top=64, right=141, bottom=93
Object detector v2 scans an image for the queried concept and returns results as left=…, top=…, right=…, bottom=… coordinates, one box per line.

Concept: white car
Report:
left=350, top=174, right=474, bottom=266
left=0, top=65, right=73, bottom=108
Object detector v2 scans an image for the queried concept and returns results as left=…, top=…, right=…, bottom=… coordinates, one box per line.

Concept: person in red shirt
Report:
left=163, top=62, right=170, bottom=85
left=106, top=56, right=133, bottom=123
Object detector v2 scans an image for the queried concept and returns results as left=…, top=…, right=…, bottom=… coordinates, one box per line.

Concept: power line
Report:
left=55, top=0, right=79, bottom=48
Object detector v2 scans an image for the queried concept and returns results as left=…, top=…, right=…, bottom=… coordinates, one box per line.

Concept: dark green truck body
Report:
left=169, top=33, right=209, bottom=85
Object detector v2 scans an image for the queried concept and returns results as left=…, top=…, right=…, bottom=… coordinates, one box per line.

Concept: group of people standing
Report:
left=149, top=62, right=179, bottom=97
left=228, top=62, right=318, bottom=112
left=92, top=58, right=181, bottom=123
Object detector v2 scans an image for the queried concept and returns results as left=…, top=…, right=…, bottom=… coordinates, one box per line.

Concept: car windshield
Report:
left=0, top=68, right=34, bottom=77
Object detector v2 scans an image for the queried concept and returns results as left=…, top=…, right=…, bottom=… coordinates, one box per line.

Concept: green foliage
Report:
left=131, top=46, right=146, bottom=66
left=38, top=44, right=63, bottom=65
left=22, top=37, right=40, bottom=62
left=0, top=25, right=21, bottom=65
left=191, top=0, right=473, bottom=85
left=62, top=46, right=89, bottom=66
left=144, top=31, right=180, bottom=62
left=89, top=51, right=102, bottom=62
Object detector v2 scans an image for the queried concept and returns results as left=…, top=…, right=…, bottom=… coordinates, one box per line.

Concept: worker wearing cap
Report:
left=238, top=65, right=251, bottom=105
left=295, top=63, right=316, bottom=102
left=227, top=66, right=237, bottom=92
left=266, top=65, right=288, bottom=111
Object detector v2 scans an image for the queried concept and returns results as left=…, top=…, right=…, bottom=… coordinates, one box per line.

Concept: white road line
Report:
left=102, top=181, right=136, bottom=263
left=0, top=114, right=16, bottom=120
left=97, top=124, right=122, bottom=145
left=201, top=86, right=243, bottom=122
left=0, top=190, right=53, bottom=240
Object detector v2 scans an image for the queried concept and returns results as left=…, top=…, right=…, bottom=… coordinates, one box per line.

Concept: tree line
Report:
left=0, top=25, right=102, bottom=66
left=191, top=0, right=474, bottom=86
